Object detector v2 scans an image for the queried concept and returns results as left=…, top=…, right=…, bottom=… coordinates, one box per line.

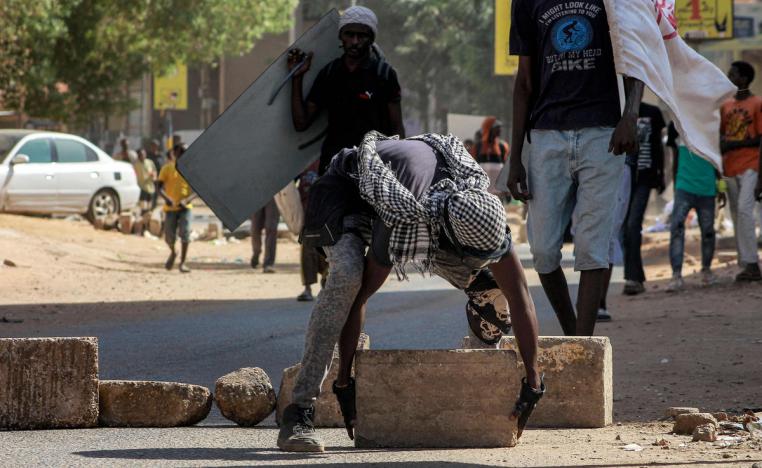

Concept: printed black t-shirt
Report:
left=630, top=102, right=666, bottom=187
left=307, top=55, right=402, bottom=174
left=509, top=0, right=620, bottom=130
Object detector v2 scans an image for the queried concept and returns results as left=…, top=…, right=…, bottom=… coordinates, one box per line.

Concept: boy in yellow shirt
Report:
left=158, top=144, right=195, bottom=273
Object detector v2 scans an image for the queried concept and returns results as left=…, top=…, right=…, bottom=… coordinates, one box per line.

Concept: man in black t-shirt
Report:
left=622, top=103, right=666, bottom=295
left=507, top=0, right=644, bottom=336
left=288, top=6, right=405, bottom=175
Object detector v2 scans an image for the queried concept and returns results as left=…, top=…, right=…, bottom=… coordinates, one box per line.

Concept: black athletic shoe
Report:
left=277, top=404, right=324, bottom=452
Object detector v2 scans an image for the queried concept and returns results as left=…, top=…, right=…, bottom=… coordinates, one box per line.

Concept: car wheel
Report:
left=88, top=189, right=120, bottom=222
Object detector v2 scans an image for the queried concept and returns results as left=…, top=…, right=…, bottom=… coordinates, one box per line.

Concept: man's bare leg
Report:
left=489, top=248, right=540, bottom=389
left=576, top=268, right=608, bottom=335
left=538, top=267, right=576, bottom=336
left=336, top=256, right=391, bottom=387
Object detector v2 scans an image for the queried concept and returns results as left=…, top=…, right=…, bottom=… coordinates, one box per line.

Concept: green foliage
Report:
left=0, top=0, right=296, bottom=128
left=366, top=0, right=513, bottom=132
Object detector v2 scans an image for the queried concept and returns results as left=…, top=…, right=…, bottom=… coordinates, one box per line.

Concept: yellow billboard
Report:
left=676, top=0, right=733, bottom=39
left=153, top=63, right=188, bottom=110
left=495, top=0, right=519, bottom=75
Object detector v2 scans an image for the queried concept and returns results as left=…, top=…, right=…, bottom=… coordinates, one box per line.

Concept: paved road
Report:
left=1, top=245, right=627, bottom=466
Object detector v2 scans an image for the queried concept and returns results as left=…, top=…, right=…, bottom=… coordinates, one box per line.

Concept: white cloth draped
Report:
left=603, top=0, right=736, bottom=172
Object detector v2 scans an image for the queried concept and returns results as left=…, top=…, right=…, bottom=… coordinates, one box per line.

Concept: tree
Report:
left=364, top=0, right=513, bottom=133
left=0, top=0, right=297, bottom=130
left=0, top=1, right=72, bottom=125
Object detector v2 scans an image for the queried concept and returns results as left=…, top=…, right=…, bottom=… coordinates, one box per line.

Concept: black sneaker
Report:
left=736, top=263, right=762, bottom=282
left=277, top=404, right=324, bottom=452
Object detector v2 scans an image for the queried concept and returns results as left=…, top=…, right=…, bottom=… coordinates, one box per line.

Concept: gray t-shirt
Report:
left=370, top=140, right=448, bottom=265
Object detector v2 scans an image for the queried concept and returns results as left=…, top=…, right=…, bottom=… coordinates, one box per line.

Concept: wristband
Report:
left=717, top=179, right=727, bottom=193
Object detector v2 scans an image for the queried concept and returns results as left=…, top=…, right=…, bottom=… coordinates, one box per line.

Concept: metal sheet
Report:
left=177, top=10, right=341, bottom=230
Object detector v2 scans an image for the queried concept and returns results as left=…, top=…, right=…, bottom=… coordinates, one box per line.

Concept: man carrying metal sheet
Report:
left=288, top=6, right=405, bottom=175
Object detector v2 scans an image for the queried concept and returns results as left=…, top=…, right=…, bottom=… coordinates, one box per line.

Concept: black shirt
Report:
left=510, top=0, right=620, bottom=130
left=307, top=54, right=402, bottom=174
left=630, top=103, right=666, bottom=187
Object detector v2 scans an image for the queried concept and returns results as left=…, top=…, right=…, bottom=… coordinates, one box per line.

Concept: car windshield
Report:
left=0, top=134, right=23, bottom=163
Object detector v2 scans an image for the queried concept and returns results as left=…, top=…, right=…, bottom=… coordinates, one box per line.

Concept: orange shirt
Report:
left=720, top=96, right=762, bottom=177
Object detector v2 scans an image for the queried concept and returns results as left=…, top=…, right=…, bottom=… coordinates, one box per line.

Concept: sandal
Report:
left=513, top=375, right=545, bottom=439
left=332, top=378, right=356, bottom=440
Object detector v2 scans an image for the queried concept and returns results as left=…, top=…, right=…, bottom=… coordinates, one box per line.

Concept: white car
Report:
left=0, top=130, right=140, bottom=220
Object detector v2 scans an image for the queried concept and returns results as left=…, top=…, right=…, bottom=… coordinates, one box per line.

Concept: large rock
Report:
left=462, top=335, right=612, bottom=428
left=673, top=413, right=718, bottom=435
left=215, top=367, right=276, bottom=426
left=0, top=337, right=99, bottom=429
left=277, top=333, right=370, bottom=427
left=355, top=349, right=520, bottom=448
left=99, top=381, right=212, bottom=427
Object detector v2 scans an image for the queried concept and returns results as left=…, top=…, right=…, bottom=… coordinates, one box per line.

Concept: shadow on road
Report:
left=73, top=446, right=507, bottom=467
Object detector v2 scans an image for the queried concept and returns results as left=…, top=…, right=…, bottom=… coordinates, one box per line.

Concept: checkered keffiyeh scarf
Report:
left=354, top=131, right=506, bottom=278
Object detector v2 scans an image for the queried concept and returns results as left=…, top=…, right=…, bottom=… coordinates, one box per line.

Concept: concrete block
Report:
left=276, top=333, right=369, bottom=427
left=462, top=335, right=612, bottom=428
left=99, top=380, right=212, bottom=427
left=355, top=349, right=520, bottom=448
left=0, top=337, right=99, bottom=429
left=118, top=214, right=134, bottom=234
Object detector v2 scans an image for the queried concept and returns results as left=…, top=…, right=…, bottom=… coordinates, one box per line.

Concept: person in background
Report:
left=250, top=199, right=280, bottom=274
left=667, top=139, right=724, bottom=292
left=146, top=139, right=166, bottom=210
left=594, top=160, right=632, bottom=322
left=297, top=161, right=328, bottom=302
left=113, top=137, right=137, bottom=163
left=721, top=61, right=762, bottom=281
left=288, top=5, right=405, bottom=176
left=158, top=144, right=195, bottom=273
left=474, top=117, right=510, bottom=196
left=622, top=103, right=667, bottom=295
left=133, top=148, right=157, bottom=214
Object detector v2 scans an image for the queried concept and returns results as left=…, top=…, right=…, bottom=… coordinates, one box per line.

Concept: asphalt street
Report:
left=1, top=245, right=620, bottom=466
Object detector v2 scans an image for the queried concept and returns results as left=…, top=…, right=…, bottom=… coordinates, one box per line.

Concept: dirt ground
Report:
left=1, top=211, right=761, bottom=466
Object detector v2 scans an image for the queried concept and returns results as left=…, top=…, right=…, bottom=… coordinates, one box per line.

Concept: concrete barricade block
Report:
left=355, top=349, right=520, bottom=448
left=118, top=214, right=134, bottom=234
left=462, top=335, right=612, bottom=428
left=0, top=337, right=99, bottom=429
left=276, top=333, right=369, bottom=427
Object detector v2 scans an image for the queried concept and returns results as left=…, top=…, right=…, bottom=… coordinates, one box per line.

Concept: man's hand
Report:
left=717, top=192, right=727, bottom=209
left=609, top=113, right=639, bottom=156
left=512, top=377, right=545, bottom=439
left=287, top=49, right=312, bottom=78
left=507, top=162, right=532, bottom=203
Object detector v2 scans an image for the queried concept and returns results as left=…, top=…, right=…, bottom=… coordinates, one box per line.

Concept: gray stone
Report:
left=99, top=381, right=212, bottom=427
left=355, top=349, right=520, bottom=448
left=673, top=413, right=718, bottom=435
left=462, top=335, right=612, bottom=428
left=665, top=407, right=700, bottom=418
left=215, top=367, right=276, bottom=426
left=277, top=333, right=369, bottom=427
left=0, top=337, right=99, bottom=429
left=692, top=423, right=717, bottom=442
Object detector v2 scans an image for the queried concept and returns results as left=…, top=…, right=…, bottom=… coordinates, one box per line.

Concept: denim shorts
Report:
left=165, top=209, right=191, bottom=244
left=524, top=127, right=625, bottom=273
